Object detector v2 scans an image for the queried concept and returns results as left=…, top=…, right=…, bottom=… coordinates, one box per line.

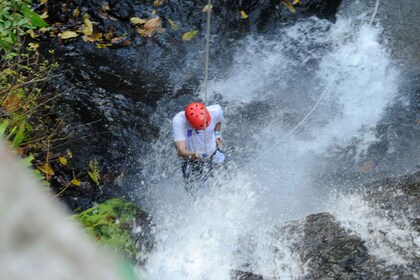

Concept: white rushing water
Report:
left=140, top=4, right=406, bottom=279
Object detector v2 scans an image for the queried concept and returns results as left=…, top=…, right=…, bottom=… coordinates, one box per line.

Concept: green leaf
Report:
left=20, top=154, right=35, bottom=168
left=182, top=30, right=198, bottom=42
left=0, top=120, right=9, bottom=136
left=12, top=122, right=27, bottom=148
left=23, top=10, right=48, bottom=28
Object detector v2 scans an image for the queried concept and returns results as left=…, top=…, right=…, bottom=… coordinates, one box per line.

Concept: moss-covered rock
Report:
left=76, top=198, right=151, bottom=261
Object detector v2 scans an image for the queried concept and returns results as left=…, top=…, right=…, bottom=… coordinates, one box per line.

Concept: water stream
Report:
left=137, top=2, right=416, bottom=279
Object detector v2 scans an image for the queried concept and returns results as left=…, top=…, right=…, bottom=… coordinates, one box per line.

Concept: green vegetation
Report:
left=0, top=0, right=60, bottom=185
left=76, top=198, right=140, bottom=259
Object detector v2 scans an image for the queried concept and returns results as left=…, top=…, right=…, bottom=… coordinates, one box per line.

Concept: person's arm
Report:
left=214, top=122, right=222, bottom=147
left=175, top=140, right=200, bottom=160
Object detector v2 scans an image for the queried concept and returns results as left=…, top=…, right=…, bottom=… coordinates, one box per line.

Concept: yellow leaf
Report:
left=73, top=7, right=80, bottom=18
left=292, top=0, right=300, bottom=4
left=60, top=31, right=79, bottom=39
left=26, top=29, right=38, bottom=39
left=3, top=94, right=20, bottom=112
left=167, top=19, right=179, bottom=30
left=39, top=27, right=49, bottom=33
left=202, top=5, right=213, bottom=13
left=240, top=10, right=248, bottom=19
left=96, top=43, right=112, bottom=49
left=130, top=17, right=146, bottom=25
left=152, top=10, right=157, bottom=15
left=40, top=0, right=48, bottom=4
left=104, top=2, right=110, bottom=11
left=40, top=11, right=48, bottom=19
left=282, top=0, right=296, bottom=13
left=67, top=149, right=73, bottom=158
left=71, top=179, right=81, bottom=186
left=182, top=30, right=198, bottom=41
left=37, top=163, right=55, bottom=176
left=30, top=43, right=40, bottom=50
left=137, top=28, right=152, bottom=37
left=83, top=14, right=93, bottom=35
left=153, top=0, right=165, bottom=6
left=58, top=156, right=68, bottom=166
left=83, top=33, right=103, bottom=42
left=137, top=17, right=162, bottom=37
left=144, top=17, right=161, bottom=29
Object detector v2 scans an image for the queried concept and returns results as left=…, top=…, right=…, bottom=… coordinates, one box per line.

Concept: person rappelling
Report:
left=172, top=102, right=225, bottom=181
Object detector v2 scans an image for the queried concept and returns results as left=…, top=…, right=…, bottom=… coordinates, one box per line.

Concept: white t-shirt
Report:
left=173, top=104, right=225, bottom=162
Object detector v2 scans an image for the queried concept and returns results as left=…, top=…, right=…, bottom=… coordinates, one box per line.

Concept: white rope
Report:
left=203, top=0, right=212, bottom=154
left=369, top=0, right=380, bottom=26
left=240, top=0, right=381, bottom=170
left=242, top=65, right=342, bottom=170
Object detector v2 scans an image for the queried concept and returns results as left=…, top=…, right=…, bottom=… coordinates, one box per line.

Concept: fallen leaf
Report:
left=182, top=30, right=198, bottom=41
left=240, top=10, right=249, bottom=19
left=111, top=36, right=127, bottom=44
left=144, top=17, right=161, bottom=29
left=130, top=17, right=146, bottom=25
left=60, top=31, right=79, bottom=39
left=67, top=149, right=73, bottom=158
left=137, top=17, right=162, bottom=37
left=3, top=94, right=20, bottom=112
left=26, top=29, right=38, bottom=39
left=40, top=11, right=48, bottom=19
left=167, top=19, right=179, bottom=30
left=292, top=0, right=300, bottom=4
left=96, top=43, right=112, bottom=48
left=83, top=32, right=103, bottom=42
left=153, top=0, right=165, bottom=6
left=39, top=27, right=49, bottom=33
left=152, top=10, right=157, bottom=15
left=73, top=7, right=80, bottom=18
left=58, top=156, right=68, bottom=166
left=282, top=0, right=296, bottom=13
left=202, top=4, right=213, bottom=13
left=71, top=179, right=81, bottom=186
left=83, top=14, right=93, bottom=35
left=37, top=163, right=55, bottom=176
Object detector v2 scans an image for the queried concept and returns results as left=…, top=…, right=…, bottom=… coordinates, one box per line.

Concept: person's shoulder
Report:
left=173, top=111, right=185, bottom=121
left=172, top=111, right=186, bottom=125
left=207, top=104, right=222, bottom=113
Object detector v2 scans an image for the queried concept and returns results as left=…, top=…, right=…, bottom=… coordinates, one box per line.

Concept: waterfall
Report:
left=140, top=2, right=416, bottom=279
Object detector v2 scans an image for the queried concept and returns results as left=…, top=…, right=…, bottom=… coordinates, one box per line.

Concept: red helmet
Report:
left=184, top=102, right=211, bottom=130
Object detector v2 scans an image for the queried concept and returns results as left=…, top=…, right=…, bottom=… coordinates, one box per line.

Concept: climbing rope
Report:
left=240, top=0, right=381, bottom=170
left=203, top=0, right=212, bottom=154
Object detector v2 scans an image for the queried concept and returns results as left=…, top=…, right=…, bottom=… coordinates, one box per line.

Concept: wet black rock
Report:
left=233, top=172, right=419, bottom=279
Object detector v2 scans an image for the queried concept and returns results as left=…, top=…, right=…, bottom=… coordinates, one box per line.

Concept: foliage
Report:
left=0, top=0, right=59, bottom=185
left=75, top=198, right=139, bottom=259
left=0, top=0, right=47, bottom=58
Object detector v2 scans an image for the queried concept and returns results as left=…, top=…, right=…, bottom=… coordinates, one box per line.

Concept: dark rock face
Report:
left=299, top=173, right=419, bottom=279
left=234, top=172, right=419, bottom=279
